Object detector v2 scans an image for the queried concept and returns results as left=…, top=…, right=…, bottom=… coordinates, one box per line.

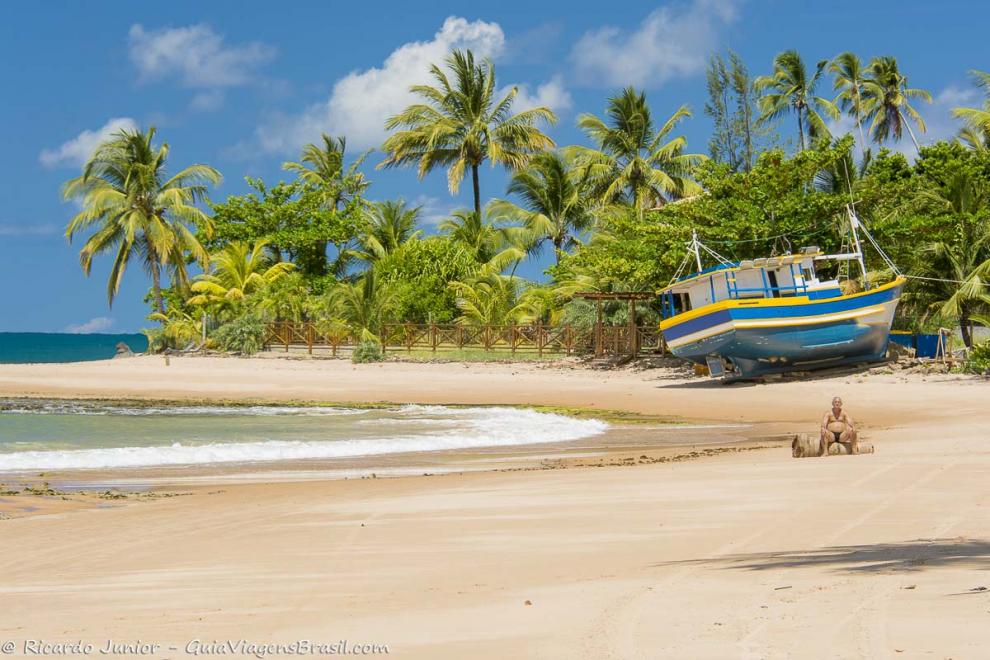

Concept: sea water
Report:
left=0, top=401, right=608, bottom=472
left=0, top=333, right=149, bottom=364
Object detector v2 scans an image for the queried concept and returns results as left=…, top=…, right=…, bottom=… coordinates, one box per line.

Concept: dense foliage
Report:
left=62, top=47, right=990, bottom=354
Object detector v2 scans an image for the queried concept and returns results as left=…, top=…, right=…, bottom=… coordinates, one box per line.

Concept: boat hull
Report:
left=660, top=279, right=905, bottom=380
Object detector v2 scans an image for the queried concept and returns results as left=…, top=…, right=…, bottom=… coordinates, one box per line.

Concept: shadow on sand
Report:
left=656, top=538, right=990, bottom=574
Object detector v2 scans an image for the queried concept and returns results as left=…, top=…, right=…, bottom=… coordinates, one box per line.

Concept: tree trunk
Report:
left=960, top=311, right=973, bottom=349
left=150, top=261, right=165, bottom=316
left=855, top=109, right=867, bottom=158
left=796, top=107, right=806, bottom=151
left=471, top=163, right=481, bottom=218
left=903, top=113, right=922, bottom=153
left=554, top=237, right=563, bottom=265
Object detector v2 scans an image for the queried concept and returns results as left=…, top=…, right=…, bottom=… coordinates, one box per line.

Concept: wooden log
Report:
left=854, top=442, right=875, bottom=455
left=791, top=433, right=824, bottom=458
left=827, top=442, right=850, bottom=456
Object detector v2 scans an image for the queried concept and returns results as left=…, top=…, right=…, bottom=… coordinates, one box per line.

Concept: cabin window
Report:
left=802, top=266, right=815, bottom=281
left=767, top=271, right=781, bottom=297
left=680, top=293, right=693, bottom=312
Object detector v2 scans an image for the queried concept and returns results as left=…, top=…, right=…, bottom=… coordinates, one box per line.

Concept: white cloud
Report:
left=64, top=317, right=115, bottom=334
left=189, top=89, right=226, bottom=112
left=571, top=0, right=739, bottom=88
left=255, top=17, right=568, bottom=154
left=0, top=222, right=59, bottom=236
left=39, top=117, right=138, bottom=168
left=409, top=195, right=457, bottom=226
left=511, top=76, right=572, bottom=114
left=128, top=24, right=275, bottom=88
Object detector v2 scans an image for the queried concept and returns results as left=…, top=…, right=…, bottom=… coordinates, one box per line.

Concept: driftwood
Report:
left=792, top=433, right=823, bottom=458
left=792, top=434, right=875, bottom=458
left=827, top=442, right=850, bottom=456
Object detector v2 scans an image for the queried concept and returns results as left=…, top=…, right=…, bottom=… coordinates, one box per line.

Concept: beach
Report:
left=0, top=357, right=988, bottom=658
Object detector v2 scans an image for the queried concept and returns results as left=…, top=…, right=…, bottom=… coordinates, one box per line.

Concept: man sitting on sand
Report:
left=821, top=396, right=858, bottom=455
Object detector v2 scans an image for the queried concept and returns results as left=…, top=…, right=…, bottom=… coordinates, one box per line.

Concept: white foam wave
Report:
left=0, top=403, right=369, bottom=417
left=0, top=407, right=607, bottom=471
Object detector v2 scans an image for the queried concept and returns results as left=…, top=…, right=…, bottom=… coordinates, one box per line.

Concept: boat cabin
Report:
left=660, top=247, right=843, bottom=319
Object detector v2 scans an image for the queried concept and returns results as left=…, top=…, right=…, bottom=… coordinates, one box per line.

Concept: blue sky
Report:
left=1, top=0, right=987, bottom=333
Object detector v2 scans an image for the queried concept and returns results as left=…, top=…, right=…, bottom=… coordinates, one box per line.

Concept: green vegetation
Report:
left=62, top=47, right=990, bottom=358
left=351, top=340, right=384, bottom=364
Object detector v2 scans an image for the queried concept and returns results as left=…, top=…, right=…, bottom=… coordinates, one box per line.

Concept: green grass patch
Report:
left=384, top=348, right=565, bottom=362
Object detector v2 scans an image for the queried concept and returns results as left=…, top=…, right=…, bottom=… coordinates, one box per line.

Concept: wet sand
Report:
left=0, top=356, right=987, bottom=657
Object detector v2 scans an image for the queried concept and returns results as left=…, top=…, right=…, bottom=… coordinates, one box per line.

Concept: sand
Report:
left=0, top=356, right=988, bottom=658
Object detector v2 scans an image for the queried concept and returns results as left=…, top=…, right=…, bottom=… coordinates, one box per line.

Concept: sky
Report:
left=1, top=0, right=987, bottom=333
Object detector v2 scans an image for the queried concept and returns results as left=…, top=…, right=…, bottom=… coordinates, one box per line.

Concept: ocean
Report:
left=0, top=332, right=149, bottom=364
left=0, top=402, right=608, bottom=472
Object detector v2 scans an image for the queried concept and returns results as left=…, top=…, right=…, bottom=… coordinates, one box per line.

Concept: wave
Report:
left=0, top=407, right=607, bottom=471
left=0, top=402, right=371, bottom=417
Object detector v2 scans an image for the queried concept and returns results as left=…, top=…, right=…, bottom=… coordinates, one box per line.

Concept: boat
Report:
left=658, top=207, right=906, bottom=380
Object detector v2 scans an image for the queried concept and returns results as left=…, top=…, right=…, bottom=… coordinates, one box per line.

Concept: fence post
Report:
left=627, top=299, right=637, bottom=356
left=306, top=322, right=314, bottom=355
left=594, top=299, right=604, bottom=358
left=537, top=321, right=544, bottom=358
left=565, top=324, right=573, bottom=355
left=284, top=322, right=290, bottom=353
left=431, top=322, right=437, bottom=353
left=510, top=323, right=516, bottom=355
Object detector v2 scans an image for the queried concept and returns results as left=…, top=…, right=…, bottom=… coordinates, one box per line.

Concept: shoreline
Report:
left=2, top=356, right=989, bottom=656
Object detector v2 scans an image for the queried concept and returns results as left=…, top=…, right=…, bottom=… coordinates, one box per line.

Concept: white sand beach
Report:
left=0, top=357, right=988, bottom=658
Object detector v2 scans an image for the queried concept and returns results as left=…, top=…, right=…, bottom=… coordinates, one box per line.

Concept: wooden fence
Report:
left=263, top=321, right=665, bottom=357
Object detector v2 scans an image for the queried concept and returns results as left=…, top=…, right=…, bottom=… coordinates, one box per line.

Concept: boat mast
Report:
left=846, top=207, right=870, bottom=290
left=691, top=229, right=703, bottom=272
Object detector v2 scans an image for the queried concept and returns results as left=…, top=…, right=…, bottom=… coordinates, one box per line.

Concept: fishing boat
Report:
left=658, top=208, right=906, bottom=380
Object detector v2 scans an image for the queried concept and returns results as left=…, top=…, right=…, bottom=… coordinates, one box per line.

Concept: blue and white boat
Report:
left=658, top=209, right=905, bottom=380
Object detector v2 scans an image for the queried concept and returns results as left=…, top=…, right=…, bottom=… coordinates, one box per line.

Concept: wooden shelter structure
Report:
left=574, top=291, right=657, bottom=357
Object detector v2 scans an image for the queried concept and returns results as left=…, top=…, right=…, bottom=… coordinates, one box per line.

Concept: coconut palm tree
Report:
left=488, top=151, right=592, bottom=264
left=861, top=56, right=931, bottom=151
left=830, top=52, right=869, bottom=155
left=448, top=273, right=525, bottom=326
left=358, top=200, right=422, bottom=262
left=755, top=50, right=839, bottom=151
left=63, top=126, right=221, bottom=313
left=326, top=271, right=398, bottom=340
left=187, top=239, right=295, bottom=314
left=380, top=49, right=557, bottom=217
left=283, top=134, right=370, bottom=277
left=283, top=134, right=370, bottom=210
left=952, top=70, right=990, bottom=152
left=438, top=209, right=523, bottom=269
left=568, top=87, right=704, bottom=211
left=915, top=172, right=990, bottom=347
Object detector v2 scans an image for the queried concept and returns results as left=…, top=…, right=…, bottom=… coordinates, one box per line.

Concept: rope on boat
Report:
left=904, top=275, right=990, bottom=287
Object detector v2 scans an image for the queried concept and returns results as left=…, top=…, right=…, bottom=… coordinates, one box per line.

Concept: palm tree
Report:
left=326, top=271, right=397, bottom=340
left=568, top=87, right=704, bottom=211
left=438, top=209, right=524, bottom=269
left=64, top=126, right=221, bottom=313
left=283, top=134, right=370, bottom=277
left=915, top=172, right=990, bottom=347
left=952, top=70, right=990, bottom=152
left=448, top=273, right=525, bottom=326
left=755, top=50, right=838, bottom=151
left=488, top=151, right=592, bottom=264
left=380, top=49, right=557, bottom=217
left=861, top=56, right=931, bottom=151
left=283, top=134, right=370, bottom=210
left=830, top=52, right=869, bottom=155
left=358, top=200, right=422, bottom=262
left=187, top=239, right=295, bottom=314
